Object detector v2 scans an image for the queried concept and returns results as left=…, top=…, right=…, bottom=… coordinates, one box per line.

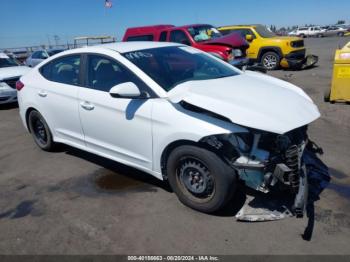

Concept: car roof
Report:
left=218, top=24, right=262, bottom=28
left=65, top=41, right=183, bottom=54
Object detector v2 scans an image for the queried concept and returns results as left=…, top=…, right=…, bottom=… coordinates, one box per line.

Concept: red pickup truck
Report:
left=122, top=24, right=249, bottom=68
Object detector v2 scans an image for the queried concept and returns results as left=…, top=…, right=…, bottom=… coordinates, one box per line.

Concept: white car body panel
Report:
left=18, top=42, right=321, bottom=181
left=78, top=87, right=153, bottom=171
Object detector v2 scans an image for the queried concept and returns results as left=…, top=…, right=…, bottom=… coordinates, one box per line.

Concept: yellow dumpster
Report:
left=325, top=41, right=350, bottom=103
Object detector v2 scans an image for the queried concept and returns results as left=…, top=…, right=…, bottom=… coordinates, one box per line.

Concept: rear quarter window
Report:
left=40, top=63, right=51, bottom=79
left=39, top=55, right=81, bottom=85
left=126, top=35, right=154, bottom=41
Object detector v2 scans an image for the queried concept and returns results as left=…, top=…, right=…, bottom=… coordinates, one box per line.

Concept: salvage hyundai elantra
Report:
left=17, top=42, right=321, bottom=214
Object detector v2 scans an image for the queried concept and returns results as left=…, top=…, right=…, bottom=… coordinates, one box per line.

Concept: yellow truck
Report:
left=217, top=24, right=317, bottom=70
left=325, top=41, right=350, bottom=103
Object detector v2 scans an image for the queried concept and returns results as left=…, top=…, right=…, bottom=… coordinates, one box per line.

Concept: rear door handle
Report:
left=80, top=101, right=95, bottom=111
left=38, top=90, right=47, bottom=97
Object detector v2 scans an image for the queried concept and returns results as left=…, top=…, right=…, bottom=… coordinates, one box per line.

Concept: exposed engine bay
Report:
left=200, top=125, right=329, bottom=221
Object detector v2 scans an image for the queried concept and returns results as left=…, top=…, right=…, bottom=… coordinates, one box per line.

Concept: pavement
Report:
left=0, top=37, right=349, bottom=255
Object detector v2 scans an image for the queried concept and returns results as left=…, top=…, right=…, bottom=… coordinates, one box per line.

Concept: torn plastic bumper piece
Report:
left=245, top=65, right=267, bottom=74
left=229, top=57, right=249, bottom=69
left=235, top=195, right=294, bottom=222
left=280, top=55, right=318, bottom=70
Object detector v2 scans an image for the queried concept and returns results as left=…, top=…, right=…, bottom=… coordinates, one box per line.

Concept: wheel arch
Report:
left=160, top=139, right=200, bottom=180
left=258, top=46, right=283, bottom=62
left=160, top=135, right=240, bottom=180
left=25, top=107, right=38, bottom=133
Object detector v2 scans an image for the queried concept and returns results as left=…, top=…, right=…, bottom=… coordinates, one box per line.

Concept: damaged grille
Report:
left=258, top=126, right=307, bottom=192
left=4, top=77, right=20, bottom=89
left=285, top=145, right=300, bottom=192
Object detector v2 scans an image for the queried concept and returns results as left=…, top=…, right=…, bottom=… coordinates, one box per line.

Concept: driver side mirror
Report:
left=109, top=82, right=146, bottom=99
left=246, top=34, right=253, bottom=42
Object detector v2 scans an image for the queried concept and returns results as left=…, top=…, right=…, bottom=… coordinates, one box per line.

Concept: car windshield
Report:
left=255, top=25, right=276, bottom=38
left=188, top=25, right=223, bottom=42
left=122, top=46, right=239, bottom=92
left=0, top=54, right=21, bottom=68
left=48, top=49, right=64, bottom=56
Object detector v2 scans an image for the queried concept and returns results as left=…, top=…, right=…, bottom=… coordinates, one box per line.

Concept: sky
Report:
left=1, top=0, right=349, bottom=49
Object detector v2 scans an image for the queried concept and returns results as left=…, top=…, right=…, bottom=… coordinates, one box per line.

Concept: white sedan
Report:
left=17, top=42, right=320, bottom=213
left=0, top=53, right=31, bottom=104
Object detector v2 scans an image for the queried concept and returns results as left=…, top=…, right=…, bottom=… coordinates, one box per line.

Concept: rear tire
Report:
left=28, top=110, right=56, bottom=151
left=166, top=145, right=236, bottom=213
left=261, top=51, right=281, bottom=70
left=338, top=32, right=345, bottom=37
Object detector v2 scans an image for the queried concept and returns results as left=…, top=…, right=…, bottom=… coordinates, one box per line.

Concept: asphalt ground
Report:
left=0, top=37, right=349, bottom=255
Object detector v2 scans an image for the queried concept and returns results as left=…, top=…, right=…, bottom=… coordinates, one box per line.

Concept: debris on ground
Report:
left=236, top=141, right=331, bottom=231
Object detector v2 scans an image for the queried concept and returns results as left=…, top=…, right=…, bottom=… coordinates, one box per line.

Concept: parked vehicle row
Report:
left=17, top=42, right=321, bottom=215
left=289, top=25, right=349, bottom=38
left=123, top=24, right=250, bottom=68
left=0, top=52, right=31, bottom=104
left=122, top=23, right=315, bottom=71
left=25, top=48, right=66, bottom=67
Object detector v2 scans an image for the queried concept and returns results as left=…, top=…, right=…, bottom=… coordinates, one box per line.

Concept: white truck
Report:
left=295, top=26, right=326, bottom=38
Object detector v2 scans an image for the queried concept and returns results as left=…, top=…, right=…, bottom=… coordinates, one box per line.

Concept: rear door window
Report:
left=86, top=55, right=149, bottom=93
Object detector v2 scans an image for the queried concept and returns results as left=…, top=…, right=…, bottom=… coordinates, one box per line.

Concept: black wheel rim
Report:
left=32, top=116, right=48, bottom=145
left=177, top=157, right=214, bottom=199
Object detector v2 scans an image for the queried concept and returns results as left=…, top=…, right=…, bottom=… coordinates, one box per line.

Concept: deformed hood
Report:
left=168, top=71, right=320, bottom=134
left=201, top=33, right=249, bottom=48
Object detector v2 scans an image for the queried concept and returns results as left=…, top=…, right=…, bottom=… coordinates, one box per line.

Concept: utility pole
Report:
left=46, top=34, right=51, bottom=48
left=54, top=35, right=60, bottom=46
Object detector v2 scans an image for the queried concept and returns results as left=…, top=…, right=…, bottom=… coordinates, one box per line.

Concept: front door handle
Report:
left=38, top=90, right=47, bottom=97
left=80, top=101, right=95, bottom=111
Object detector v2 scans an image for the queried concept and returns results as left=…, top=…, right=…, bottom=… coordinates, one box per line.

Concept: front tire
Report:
left=166, top=145, right=236, bottom=213
left=28, top=110, right=56, bottom=151
left=261, top=51, right=281, bottom=70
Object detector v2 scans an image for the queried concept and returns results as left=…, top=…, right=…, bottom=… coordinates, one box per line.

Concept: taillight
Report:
left=16, top=80, right=24, bottom=91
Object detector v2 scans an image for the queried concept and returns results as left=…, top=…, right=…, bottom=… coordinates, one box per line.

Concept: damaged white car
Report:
left=17, top=42, right=320, bottom=215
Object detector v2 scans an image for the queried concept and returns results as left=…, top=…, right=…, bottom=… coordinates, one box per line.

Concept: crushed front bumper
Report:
left=280, top=54, right=319, bottom=70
